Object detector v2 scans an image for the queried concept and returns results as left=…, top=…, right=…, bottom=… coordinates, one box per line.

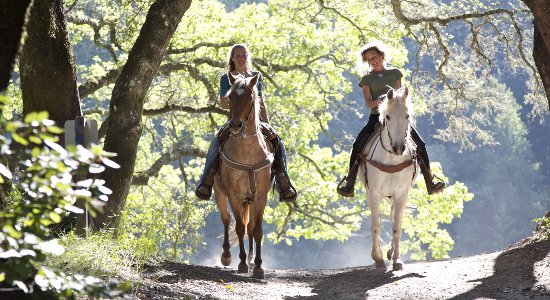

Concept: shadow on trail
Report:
left=142, top=260, right=266, bottom=285
left=281, top=266, right=425, bottom=300
left=449, top=238, right=550, bottom=300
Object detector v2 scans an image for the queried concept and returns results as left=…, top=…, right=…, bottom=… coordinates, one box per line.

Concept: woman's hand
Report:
left=220, top=95, right=230, bottom=109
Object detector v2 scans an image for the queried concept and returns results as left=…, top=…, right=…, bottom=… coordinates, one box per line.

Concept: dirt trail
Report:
left=128, top=233, right=550, bottom=300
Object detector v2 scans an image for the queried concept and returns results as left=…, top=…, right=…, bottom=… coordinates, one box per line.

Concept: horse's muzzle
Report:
left=230, top=120, right=243, bottom=135
left=393, top=145, right=406, bottom=156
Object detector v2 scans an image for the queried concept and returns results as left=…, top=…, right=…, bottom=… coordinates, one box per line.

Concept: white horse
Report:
left=358, top=87, right=419, bottom=271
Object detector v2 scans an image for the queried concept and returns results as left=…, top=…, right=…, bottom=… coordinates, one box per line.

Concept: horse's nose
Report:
left=230, top=120, right=243, bottom=130
left=393, top=145, right=406, bottom=155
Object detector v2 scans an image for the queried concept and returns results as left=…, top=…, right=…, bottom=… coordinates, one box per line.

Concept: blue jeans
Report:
left=199, top=135, right=222, bottom=182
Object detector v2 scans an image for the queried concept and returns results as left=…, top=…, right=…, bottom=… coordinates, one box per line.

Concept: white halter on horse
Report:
left=358, top=86, right=419, bottom=271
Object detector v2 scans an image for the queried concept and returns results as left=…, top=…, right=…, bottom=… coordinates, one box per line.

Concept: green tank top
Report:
left=358, top=67, right=403, bottom=114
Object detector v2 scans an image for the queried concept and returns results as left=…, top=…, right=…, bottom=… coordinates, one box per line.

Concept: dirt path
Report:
left=131, top=236, right=550, bottom=300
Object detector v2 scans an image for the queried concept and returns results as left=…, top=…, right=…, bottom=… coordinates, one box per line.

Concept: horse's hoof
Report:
left=393, top=259, right=404, bottom=271
left=238, top=263, right=248, bottom=273
left=374, top=260, right=386, bottom=268
left=253, top=267, right=264, bottom=279
left=248, top=262, right=255, bottom=269
left=221, top=254, right=231, bottom=266
left=387, top=248, right=394, bottom=261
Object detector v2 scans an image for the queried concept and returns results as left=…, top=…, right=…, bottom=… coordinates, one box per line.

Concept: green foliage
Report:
left=46, top=230, right=146, bottom=281
left=400, top=163, right=473, bottom=260
left=0, top=103, right=128, bottom=297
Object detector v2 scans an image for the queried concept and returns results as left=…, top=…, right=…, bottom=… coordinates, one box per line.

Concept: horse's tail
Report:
left=228, top=201, right=251, bottom=246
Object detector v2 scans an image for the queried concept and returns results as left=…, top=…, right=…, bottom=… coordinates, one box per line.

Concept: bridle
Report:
left=229, top=85, right=258, bottom=140
left=379, top=117, right=411, bottom=155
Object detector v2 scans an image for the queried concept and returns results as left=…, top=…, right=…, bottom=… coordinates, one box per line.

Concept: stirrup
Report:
left=429, top=181, right=446, bottom=195
left=337, top=176, right=354, bottom=197
left=277, top=173, right=297, bottom=202
left=195, top=184, right=212, bottom=200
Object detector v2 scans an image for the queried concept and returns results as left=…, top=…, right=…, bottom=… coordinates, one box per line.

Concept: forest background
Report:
left=2, top=0, right=550, bottom=275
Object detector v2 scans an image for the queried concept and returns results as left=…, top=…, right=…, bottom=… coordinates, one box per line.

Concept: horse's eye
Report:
left=406, top=115, right=409, bottom=119
left=386, top=115, right=390, bottom=121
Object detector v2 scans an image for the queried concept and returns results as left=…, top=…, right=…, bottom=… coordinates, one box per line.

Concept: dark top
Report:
left=358, top=67, right=403, bottom=114
left=220, top=71, right=263, bottom=97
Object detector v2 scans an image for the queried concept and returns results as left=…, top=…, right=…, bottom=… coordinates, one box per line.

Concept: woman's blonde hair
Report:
left=225, top=44, right=253, bottom=72
left=356, top=41, right=392, bottom=74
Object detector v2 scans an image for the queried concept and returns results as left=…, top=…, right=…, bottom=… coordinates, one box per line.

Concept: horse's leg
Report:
left=252, top=202, right=265, bottom=279
left=231, top=203, right=248, bottom=273
left=387, top=199, right=396, bottom=261
left=247, top=201, right=256, bottom=268
left=391, top=193, right=408, bottom=271
left=368, top=191, right=385, bottom=268
left=214, top=186, right=231, bottom=266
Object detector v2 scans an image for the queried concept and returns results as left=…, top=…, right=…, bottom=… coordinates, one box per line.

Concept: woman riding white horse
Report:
left=337, top=41, right=445, bottom=197
left=358, top=86, right=418, bottom=270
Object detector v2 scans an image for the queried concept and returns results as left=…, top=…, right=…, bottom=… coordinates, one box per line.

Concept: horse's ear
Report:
left=248, top=72, right=260, bottom=88
left=387, top=88, right=394, bottom=100
left=228, top=72, right=236, bottom=85
left=402, top=86, right=409, bottom=99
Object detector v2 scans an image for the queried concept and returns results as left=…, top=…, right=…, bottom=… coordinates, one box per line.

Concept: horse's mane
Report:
left=378, top=87, right=416, bottom=152
left=226, top=74, right=260, bottom=125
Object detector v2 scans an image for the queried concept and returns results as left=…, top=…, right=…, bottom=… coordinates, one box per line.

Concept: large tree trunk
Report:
left=523, top=0, right=550, bottom=111
left=0, top=0, right=32, bottom=93
left=522, top=0, right=550, bottom=219
left=0, top=0, right=33, bottom=224
left=92, top=0, right=193, bottom=231
left=20, top=0, right=82, bottom=147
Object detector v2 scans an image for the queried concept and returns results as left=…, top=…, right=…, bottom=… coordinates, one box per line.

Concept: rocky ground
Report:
left=123, top=230, right=550, bottom=300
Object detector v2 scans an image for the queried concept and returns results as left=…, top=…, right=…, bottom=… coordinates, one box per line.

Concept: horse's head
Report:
left=378, top=86, right=414, bottom=156
left=226, top=72, right=260, bottom=136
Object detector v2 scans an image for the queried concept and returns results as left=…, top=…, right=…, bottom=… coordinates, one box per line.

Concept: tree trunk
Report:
left=0, top=0, right=33, bottom=93
left=522, top=0, right=550, bottom=220
left=92, top=0, right=193, bottom=231
left=522, top=0, right=550, bottom=111
left=0, top=0, right=33, bottom=219
left=20, top=0, right=82, bottom=147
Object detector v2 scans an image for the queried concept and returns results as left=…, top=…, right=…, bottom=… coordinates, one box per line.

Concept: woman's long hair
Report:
left=225, top=44, right=253, bottom=73
left=356, top=41, right=392, bottom=75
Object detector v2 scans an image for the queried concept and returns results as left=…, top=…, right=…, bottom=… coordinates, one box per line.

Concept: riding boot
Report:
left=337, top=156, right=361, bottom=197
left=195, top=154, right=220, bottom=200
left=272, top=137, right=297, bottom=203
left=418, top=159, right=445, bottom=195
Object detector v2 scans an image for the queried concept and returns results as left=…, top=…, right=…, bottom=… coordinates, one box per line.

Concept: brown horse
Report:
left=213, top=72, right=273, bottom=279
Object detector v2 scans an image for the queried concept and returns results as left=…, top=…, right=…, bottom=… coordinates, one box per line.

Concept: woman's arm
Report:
left=362, top=85, right=382, bottom=109
left=258, top=96, right=269, bottom=123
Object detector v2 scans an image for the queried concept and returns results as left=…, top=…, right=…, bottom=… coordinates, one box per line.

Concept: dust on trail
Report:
left=127, top=234, right=549, bottom=300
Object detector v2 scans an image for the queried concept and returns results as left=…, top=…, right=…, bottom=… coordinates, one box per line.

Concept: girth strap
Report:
left=220, top=151, right=274, bottom=195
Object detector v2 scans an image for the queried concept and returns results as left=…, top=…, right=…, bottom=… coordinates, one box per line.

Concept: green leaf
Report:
left=12, top=133, right=28, bottom=145
left=47, top=125, right=64, bottom=134
left=28, top=135, right=43, bottom=144
left=24, top=112, right=38, bottom=123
